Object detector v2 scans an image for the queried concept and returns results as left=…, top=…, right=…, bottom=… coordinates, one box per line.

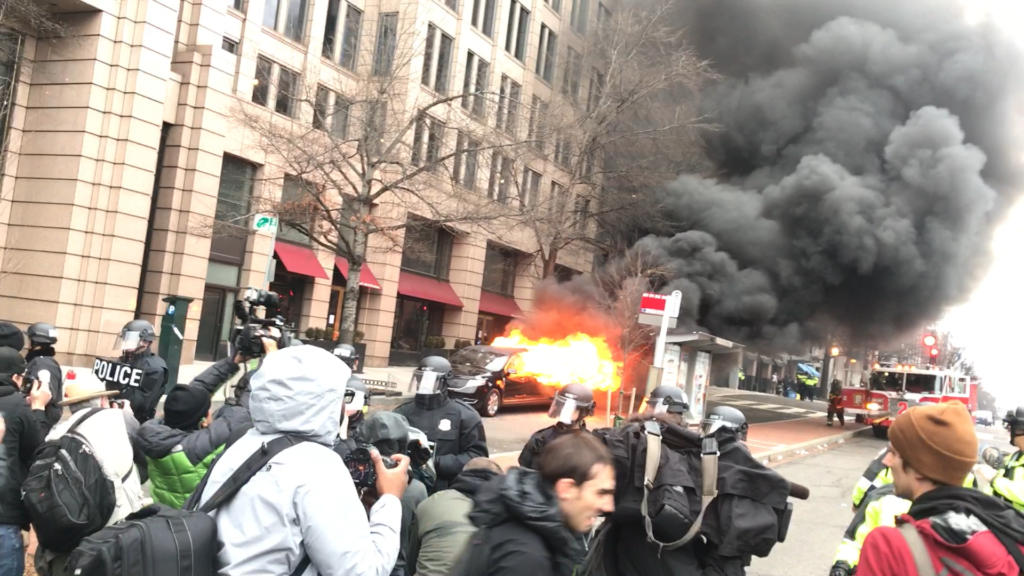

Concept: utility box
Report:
left=159, top=295, right=194, bottom=393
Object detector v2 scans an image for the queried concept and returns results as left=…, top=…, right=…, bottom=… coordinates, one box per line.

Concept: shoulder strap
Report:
left=898, top=522, right=937, bottom=576
left=639, top=420, right=719, bottom=553
left=66, top=407, right=104, bottom=436
left=289, top=555, right=311, bottom=576
left=196, top=434, right=308, bottom=513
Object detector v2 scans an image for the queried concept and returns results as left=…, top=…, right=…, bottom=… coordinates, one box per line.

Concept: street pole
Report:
left=647, top=290, right=682, bottom=395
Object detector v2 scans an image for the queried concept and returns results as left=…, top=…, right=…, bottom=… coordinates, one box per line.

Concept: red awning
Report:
left=397, top=271, right=464, bottom=308
left=274, top=242, right=329, bottom=279
left=335, top=257, right=382, bottom=290
left=479, top=291, right=524, bottom=318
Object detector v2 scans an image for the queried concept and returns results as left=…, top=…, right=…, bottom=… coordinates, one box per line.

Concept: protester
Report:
left=858, top=402, right=1024, bottom=575
left=450, top=433, right=615, bottom=576
left=194, top=345, right=411, bottom=576
left=408, top=458, right=503, bottom=576
left=0, top=345, right=51, bottom=576
left=137, top=346, right=264, bottom=508
left=34, top=372, right=145, bottom=576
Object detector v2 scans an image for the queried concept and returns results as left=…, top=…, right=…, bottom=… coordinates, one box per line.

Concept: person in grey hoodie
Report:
left=195, top=345, right=411, bottom=576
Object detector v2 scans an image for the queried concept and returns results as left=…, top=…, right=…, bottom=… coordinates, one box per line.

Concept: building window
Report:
left=527, top=96, right=547, bottom=152
left=314, top=86, right=329, bottom=130
left=496, top=75, right=521, bottom=135
left=570, top=0, right=589, bottom=34
left=504, top=1, right=529, bottom=62
left=488, top=154, right=513, bottom=204
left=275, top=66, right=299, bottom=117
left=229, top=0, right=244, bottom=11
left=536, top=25, right=557, bottom=83
left=587, top=69, right=604, bottom=112
left=554, top=138, right=572, bottom=167
left=323, top=1, right=362, bottom=71
left=471, top=0, right=496, bottom=37
left=421, top=24, right=454, bottom=95
left=401, top=219, right=454, bottom=279
left=597, top=2, right=611, bottom=23
left=0, top=33, right=20, bottom=154
left=521, top=168, right=541, bottom=209
left=279, top=176, right=316, bottom=244
left=443, top=0, right=458, bottom=11
left=411, top=115, right=445, bottom=168
left=263, top=0, right=307, bottom=42
left=462, top=52, right=489, bottom=117
left=373, top=12, right=398, bottom=76
left=483, top=244, right=517, bottom=295
left=573, top=195, right=591, bottom=230
left=551, top=181, right=568, bottom=213
left=222, top=37, right=239, bottom=54
left=314, top=86, right=350, bottom=137
left=252, top=56, right=273, bottom=106
left=215, top=155, right=256, bottom=225
left=545, top=0, right=562, bottom=14
left=562, top=47, right=582, bottom=102
left=453, top=133, right=480, bottom=190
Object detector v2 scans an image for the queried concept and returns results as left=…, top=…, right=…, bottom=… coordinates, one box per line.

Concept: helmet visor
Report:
left=344, top=388, right=367, bottom=415
left=640, top=397, right=672, bottom=416
left=701, top=415, right=732, bottom=437
left=547, top=396, right=580, bottom=424
left=410, top=370, right=443, bottom=395
left=115, top=331, right=143, bottom=352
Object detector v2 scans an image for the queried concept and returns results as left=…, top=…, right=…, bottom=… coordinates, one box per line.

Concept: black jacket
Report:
left=452, top=467, right=580, bottom=576
left=25, top=348, right=62, bottom=428
left=0, top=379, right=45, bottom=527
left=518, top=424, right=587, bottom=470
left=394, top=392, right=488, bottom=492
left=120, top=351, right=168, bottom=424
left=908, top=486, right=1024, bottom=544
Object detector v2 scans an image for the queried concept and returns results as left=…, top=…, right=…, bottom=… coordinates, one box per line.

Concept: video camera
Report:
left=344, top=446, right=398, bottom=490
left=232, top=288, right=289, bottom=358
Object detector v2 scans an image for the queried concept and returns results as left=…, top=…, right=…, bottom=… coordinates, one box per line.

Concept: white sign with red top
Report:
left=640, top=292, right=681, bottom=318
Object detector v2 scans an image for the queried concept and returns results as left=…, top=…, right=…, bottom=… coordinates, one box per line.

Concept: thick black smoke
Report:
left=633, top=0, right=1024, bottom=350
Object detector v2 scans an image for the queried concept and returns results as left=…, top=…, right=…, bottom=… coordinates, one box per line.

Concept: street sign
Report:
left=640, top=292, right=681, bottom=318
left=253, top=214, right=279, bottom=233
left=639, top=313, right=677, bottom=328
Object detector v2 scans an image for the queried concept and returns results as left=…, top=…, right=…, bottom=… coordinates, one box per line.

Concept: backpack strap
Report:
left=898, top=522, right=937, bottom=576
left=639, top=420, right=719, bottom=553
left=196, top=434, right=308, bottom=513
left=66, top=407, right=104, bottom=436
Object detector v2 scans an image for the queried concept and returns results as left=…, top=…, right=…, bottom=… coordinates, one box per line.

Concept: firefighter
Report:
left=394, top=356, right=488, bottom=492
left=830, top=483, right=911, bottom=576
left=827, top=378, right=845, bottom=427
left=115, top=319, right=169, bottom=424
left=974, top=407, right=1024, bottom=510
left=518, top=383, right=595, bottom=469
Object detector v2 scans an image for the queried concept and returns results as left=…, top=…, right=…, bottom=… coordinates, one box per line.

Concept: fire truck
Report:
left=841, top=363, right=976, bottom=439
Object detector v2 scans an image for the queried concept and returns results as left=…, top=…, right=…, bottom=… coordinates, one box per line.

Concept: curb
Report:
left=756, top=426, right=873, bottom=465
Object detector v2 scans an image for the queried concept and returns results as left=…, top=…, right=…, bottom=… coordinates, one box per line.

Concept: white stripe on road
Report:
left=748, top=403, right=791, bottom=410
left=719, top=400, right=759, bottom=405
left=774, top=407, right=814, bottom=414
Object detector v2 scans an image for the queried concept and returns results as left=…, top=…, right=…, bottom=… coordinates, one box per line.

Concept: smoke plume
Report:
left=631, top=0, right=1024, bottom=350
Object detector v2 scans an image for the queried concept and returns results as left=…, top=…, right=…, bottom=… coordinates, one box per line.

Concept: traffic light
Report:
left=923, top=334, right=937, bottom=347
left=930, top=348, right=940, bottom=358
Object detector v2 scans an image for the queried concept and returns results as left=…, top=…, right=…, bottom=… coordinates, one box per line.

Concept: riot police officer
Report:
left=975, top=407, right=1024, bottom=510
left=333, top=374, right=370, bottom=460
left=25, top=322, right=64, bottom=426
left=640, top=385, right=690, bottom=424
left=115, top=319, right=168, bottom=424
left=518, top=383, right=595, bottom=469
left=701, top=405, right=749, bottom=442
left=393, top=356, right=488, bottom=492
left=334, top=343, right=360, bottom=371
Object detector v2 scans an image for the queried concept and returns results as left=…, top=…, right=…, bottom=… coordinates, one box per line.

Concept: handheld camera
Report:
left=232, top=288, right=288, bottom=359
left=344, top=446, right=398, bottom=490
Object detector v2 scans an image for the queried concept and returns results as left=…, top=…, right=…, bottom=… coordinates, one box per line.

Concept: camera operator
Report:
left=195, top=345, right=409, bottom=576
left=113, top=319, right=168, bottom=425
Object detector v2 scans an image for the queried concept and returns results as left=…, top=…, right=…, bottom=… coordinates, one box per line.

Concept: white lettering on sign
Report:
left=93, top=358, right=144, bottom=389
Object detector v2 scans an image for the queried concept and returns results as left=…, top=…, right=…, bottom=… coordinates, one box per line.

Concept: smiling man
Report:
left=451, top=433, right=616, bottom=576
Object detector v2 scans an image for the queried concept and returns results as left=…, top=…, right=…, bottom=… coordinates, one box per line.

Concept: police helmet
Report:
left=333, top=343, right=359, bottom=368
left=701, top=405, right=749, bottom=441
left=26, top=322, right=58, bottom=346
left=1003, top=406, right=1024, bottom=436
left=548, top=383, right=596, bottom=425
left=641, top=385, right=690, bottom=416
left=116, top=319, right=157, bottom=352
left=345, top=375, right=370, bottom=414
left=411, top=356, right=453, bottom=395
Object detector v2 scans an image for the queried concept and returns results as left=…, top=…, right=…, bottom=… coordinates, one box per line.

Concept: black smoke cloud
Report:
left=632, top=0, right=1024, bottom=350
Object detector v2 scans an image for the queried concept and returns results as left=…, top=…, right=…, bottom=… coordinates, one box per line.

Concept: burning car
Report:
left=446, top=345, right=554, bottom=417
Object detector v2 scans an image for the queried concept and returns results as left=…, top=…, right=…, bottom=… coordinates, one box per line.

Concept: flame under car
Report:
left=446, top=345, right=556, bottom=417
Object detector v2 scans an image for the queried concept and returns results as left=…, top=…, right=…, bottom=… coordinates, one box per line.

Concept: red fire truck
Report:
left=842, top=363, right=976, bottom=438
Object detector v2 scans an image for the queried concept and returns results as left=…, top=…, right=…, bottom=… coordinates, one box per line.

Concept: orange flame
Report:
left=491, top=329, right=622, bottom=392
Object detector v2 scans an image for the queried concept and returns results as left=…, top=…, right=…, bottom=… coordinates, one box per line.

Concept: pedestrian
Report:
left=24, top=322, right=64, bottom=428
left=519, top=383, right=595, bottom=469
left=450, top=433, right=615, bottom=576
left=394, top=356, right=488, bottom=492
left=407, top=458, right=503, bottom=576
left=771, top=373, right=779, bottom=395
left=112, top=319, right=168, bottom=424
left=975, top=406, right=1024, bottom=510
left=34, top=372, right=145, bottom=576
left=193, top=345, right=411, bottom=576
left=136, top=344, right=266, bottom=509
left=0, top=345, right=51, bottom=576
left=857, top=402, right=1024, bottom=575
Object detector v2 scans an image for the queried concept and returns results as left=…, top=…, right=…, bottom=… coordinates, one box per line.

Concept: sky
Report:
left=940, top=1, right=1024, bottom=408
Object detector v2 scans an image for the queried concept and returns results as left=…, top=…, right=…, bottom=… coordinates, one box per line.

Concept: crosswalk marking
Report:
left=714, top=397, right=828, bottom=419
left=720, top=400, right=759, bottom=406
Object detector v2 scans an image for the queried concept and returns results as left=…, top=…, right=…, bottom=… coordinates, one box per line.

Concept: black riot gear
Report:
left=344, top=375, right=369, bottom=432
left=702, top=405, right=749, bottom=441
left=1004, top=407, right=1024, bottom=438
left=641, top=385, right=690, bottom=416
left=333, top=343, right=359, bottom=369
left=395, top=355, right=488, bottom=492
left=110, top=319, right=167, bottom=424
left=24, top=322, right=63, bottom=427
left=26, top=323, right=58, bottom=346
left=547, top=383, right=595, bottom=425
left=116, top=319, right=157, bottom=357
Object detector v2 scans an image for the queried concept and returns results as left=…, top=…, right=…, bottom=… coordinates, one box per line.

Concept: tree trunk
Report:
left=542, top=246, right=560, bottom=279
left=338, top=227, right=368, bottom=345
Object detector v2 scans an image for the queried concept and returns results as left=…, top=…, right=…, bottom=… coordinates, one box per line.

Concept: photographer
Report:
left=195, top=345, right=409, bottom=576
left=136, top=339, right=276, bottom=509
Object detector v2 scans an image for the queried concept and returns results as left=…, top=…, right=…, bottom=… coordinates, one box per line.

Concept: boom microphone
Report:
left=788, top=482, right=810, bottom=500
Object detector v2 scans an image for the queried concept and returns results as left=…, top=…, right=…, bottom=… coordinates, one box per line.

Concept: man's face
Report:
left=556, top=463, right=616, bottom=533
left=883, top=447, right=919, bottom=500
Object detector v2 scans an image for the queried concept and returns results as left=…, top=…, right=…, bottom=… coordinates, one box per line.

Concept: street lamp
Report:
left=830, top=346, right=840, bottom=357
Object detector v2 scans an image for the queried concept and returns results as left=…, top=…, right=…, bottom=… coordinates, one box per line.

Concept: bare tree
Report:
left=221, top=11, right=536, bottom=344
left=514, top=0, right=718, bottom=278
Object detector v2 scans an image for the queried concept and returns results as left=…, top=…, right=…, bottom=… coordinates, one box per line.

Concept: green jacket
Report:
left=834, top=484, right=911, bottom=569
left=987, top=450, right=1024, bottom=511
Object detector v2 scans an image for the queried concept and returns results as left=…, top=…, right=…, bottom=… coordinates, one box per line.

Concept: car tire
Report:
left=481, top=389, right=502, bottom=418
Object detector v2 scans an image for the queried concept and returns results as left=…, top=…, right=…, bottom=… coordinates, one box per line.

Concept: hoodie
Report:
left=452, top=467, right=580, bottom=576
left=859, top=486, right=1024, bottom=576
left=196, top=346, right=402, bottom=576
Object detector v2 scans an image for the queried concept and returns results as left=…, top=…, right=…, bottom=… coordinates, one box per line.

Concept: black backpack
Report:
left=66, top=435, right=313, bottom=576
left=23, top=408, right=118, bottom=554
